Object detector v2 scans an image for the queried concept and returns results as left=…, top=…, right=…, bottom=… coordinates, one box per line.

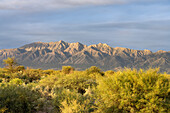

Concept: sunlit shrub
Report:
left=39, top=74, right=59, bottom=89
left=55, top=71, right=97, bottom=95
left=105, top=70, right=115, bottom=76
left=96, top=68, right=170, bottom=113
left=0, top=63, right=169, bottom=113
left=9, top=78, right=23, bottom=85
left=86, top=66, right=103, bottom=75
left=62, top=66, right=75, bottom=74
left=42, top=69, right=55, bottom=75
left=52, top=88, right=95, bottom=113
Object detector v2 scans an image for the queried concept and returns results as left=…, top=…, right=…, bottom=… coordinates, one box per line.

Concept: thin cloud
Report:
left=0, top=0, right=160, bottom=11
left=83, top=20, right=170, bottom=32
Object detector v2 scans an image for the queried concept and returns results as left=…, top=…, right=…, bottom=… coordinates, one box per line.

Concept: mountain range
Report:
left=0, top=40, right=169, bottom=73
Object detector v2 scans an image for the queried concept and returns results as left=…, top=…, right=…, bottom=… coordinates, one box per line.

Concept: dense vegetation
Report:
left=0, top=58, right=169, bottom=113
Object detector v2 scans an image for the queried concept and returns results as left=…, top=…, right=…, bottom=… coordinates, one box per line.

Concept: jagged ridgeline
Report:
left=0, top=40, right=169, bottom=73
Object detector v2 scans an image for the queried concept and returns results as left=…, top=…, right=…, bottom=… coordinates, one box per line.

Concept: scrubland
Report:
left=0, top=58, right=169, bottom=113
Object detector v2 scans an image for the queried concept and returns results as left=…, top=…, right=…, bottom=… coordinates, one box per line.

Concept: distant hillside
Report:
left=0, top=40, right=169, bottom=73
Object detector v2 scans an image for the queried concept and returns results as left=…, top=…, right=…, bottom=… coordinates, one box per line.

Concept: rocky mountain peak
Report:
left=47, top=40, right=69, bottom=51
left=98, top=43, right=109, bottom=47
left=20, top=42, right=48, bottom=51
left=143, top=49, right=152, bottom=55
left=0, top=41, right=169, bottom=73
left=156, top=50, right=167, bottom=54
left=64, top=42, right=86, bottom=54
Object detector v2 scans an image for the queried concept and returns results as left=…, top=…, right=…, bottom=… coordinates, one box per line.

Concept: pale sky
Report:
left=0, top=0, right=170, bottom=52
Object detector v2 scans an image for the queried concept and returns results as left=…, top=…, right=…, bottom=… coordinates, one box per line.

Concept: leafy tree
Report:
left=3, top=57, right=25, bottom=74
left=3, top=57, right=18, bottom=73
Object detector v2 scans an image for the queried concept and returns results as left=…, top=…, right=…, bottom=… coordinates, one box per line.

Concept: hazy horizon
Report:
left=0, top=0, right=170, bottom=52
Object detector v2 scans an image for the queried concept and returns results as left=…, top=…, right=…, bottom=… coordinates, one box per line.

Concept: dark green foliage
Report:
left=22, top=69, right=42, bottom=82
left=0, top=84, right=42, bottom=113
left=0, top=79, right=2, bottom=83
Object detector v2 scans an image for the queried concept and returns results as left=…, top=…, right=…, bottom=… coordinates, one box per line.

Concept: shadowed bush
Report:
left=0, top=84, right=42, bottom=113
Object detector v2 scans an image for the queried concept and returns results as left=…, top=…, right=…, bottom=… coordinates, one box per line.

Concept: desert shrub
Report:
left=0, top=84, right=42, bottom=113
left=16, top=65, right=25, bottom=72
left=0, top=73, right=5, bottom=78
left=52, top=88, right=95, bottom=113
left=55, top=71, right=97, bottom=95
left=10, top=72, right=22, bottom=79
left=42, top=69, right=55, bottom=75
left=22, top=69, right=42, bottom=82
left=9, top=78, right=23, bottom=85
left=62, top=66, right=75, bottom=74
left=0, top=68, right=6, bottom=78
left=96, top=68, right=170, bottom=113
left=86, top=66, right=103, bottom=75
left=29, top=84, right=57, bottom=113
left=38, top=74, right=59, bottom=89
left=105, top=70, right=115, bottom=76
left=60, top=96, right=95, bottom=113
left=0, top=62, right=169, bottom=113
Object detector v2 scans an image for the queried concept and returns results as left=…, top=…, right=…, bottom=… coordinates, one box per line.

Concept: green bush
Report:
left=9, top=78, right=24, bottom=85
left=0, top=64, right=169, bottom=113
left=22, top=69, right=42, bottom=82
left=52, top=88, right=95, bottom=113
left=38, top=74, right=59, bottom=89
left=0, top=84, right=42, bottom=113
left=55, top=71, right=97, bottom=94
left=96, top=68, right=170, bottom=113
left=86, top=66, right=103, bottom=75
left=105, top=70, right=115, bottom=76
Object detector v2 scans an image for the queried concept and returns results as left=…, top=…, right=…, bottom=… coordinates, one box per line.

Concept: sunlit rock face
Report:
left=0, top=40, right=169, bottom=73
